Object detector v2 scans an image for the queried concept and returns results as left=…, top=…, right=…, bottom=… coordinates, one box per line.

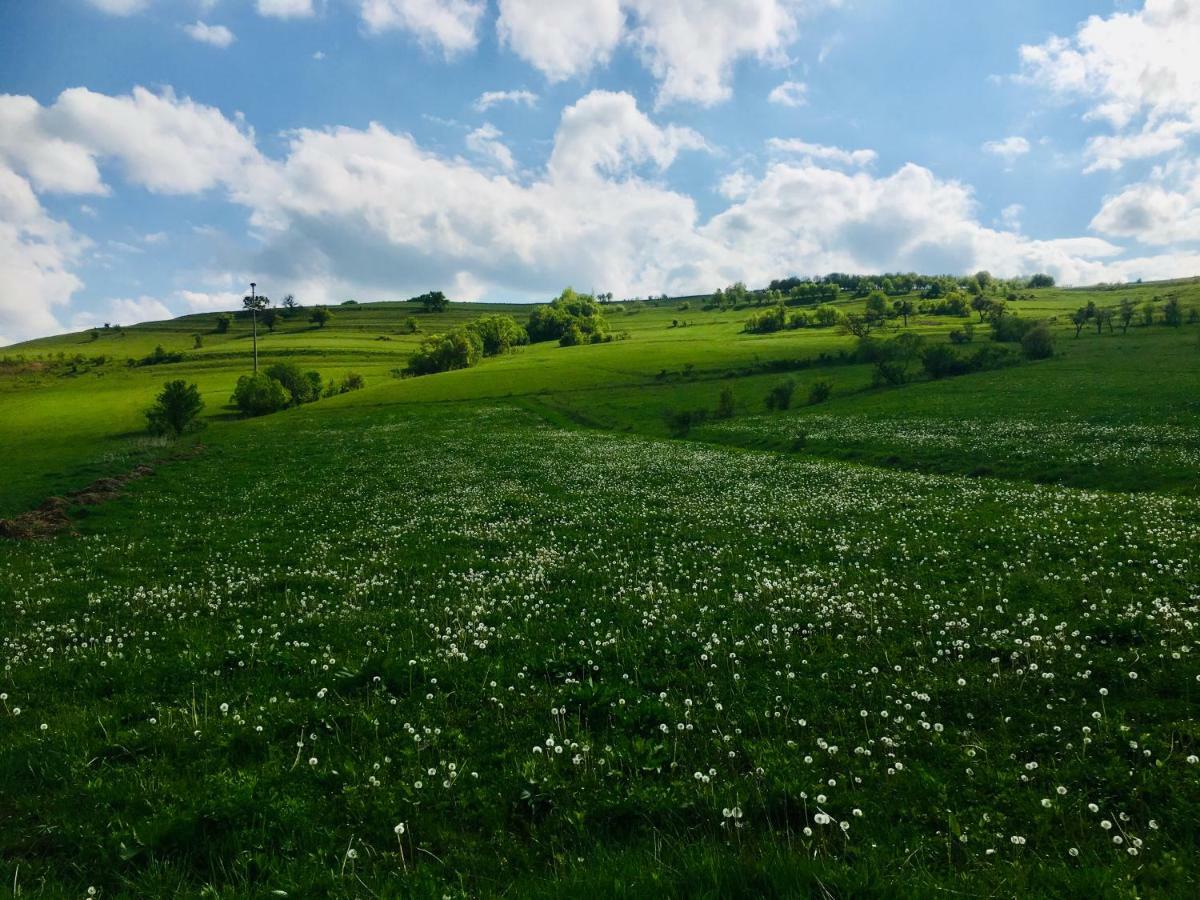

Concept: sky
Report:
left=1, top=0, right=1199, bottom=345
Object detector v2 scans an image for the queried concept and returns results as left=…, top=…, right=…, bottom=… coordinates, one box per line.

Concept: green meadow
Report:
left=2, top=280, right=1199, bottom=897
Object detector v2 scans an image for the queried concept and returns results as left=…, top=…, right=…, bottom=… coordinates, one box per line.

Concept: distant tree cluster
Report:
left=406, top=313, right=527, bottom=376
left=230, top=362, right=364, bottom=417
left=1071, top=296, right=1191, bottom=335
left=527, top=288, right=614, bottom=346
left=409, top=291, right=449, bottom=313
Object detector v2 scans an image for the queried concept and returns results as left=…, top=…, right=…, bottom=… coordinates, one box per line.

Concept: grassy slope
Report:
left=3, top=282, right=1199, bottom=514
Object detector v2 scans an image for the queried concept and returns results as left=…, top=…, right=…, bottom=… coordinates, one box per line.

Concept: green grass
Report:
left=1, top=283, right=1199, bottom=897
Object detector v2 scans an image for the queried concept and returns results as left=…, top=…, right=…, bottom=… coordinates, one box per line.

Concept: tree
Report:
left=406, top=327, right=483, bottom=375
left=262, top=308, right=279, bottom=333
left=411, top=290, right=449, bottom=313
left=265, top=362, right=322, bottom=405
left=715, top=386, right=735, bottom=420
left=145, top=380, right=205, bottom=436
left=1163, top=297, right=1183, bottom=327
left=282, top=294, right=298, bottom=312
left=893, top=298, right=914, bottom=327
left=1118, top=298, right=1135, bottom=334
left=865, top=290, right=888, bottom=321
left=1141, top=301, right=1156, bottom=326
left=215, top=313, right=232, bottom=334
left=242, top=286, right=269, bottom=373
left=310, top=306, right=332, bottom=328
left=231, top=372, right=289, bottom=416
left=1071, top=307, right=1090, bottom=338
left=971, top=295, right=992, bottom=322
left=1028, top=273, right=1056, bottom=288
left=1096, top=308, right=1113, bottom=334
left=764, top=379, right=796, bottom=411
left=839, top=312, right=875, bottom=339
left=974, top=270, right=993, bottom=293
left=467, top=314, right=526, bottom=356
left=1021, top=324, right=1055, bottom=360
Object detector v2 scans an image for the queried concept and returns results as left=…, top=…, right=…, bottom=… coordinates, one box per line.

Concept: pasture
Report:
left=1, top=281, right=1199, bottom=897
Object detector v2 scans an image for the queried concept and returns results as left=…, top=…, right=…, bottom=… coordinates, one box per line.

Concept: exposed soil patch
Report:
left=0, top=445, right=204, bottom=540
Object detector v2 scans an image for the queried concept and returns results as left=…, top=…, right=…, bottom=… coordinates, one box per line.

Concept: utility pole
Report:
left=242, top=282, right=268, bottom=373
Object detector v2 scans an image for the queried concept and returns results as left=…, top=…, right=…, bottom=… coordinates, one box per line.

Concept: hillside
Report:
left=2, top=279, right=1199, bottom=897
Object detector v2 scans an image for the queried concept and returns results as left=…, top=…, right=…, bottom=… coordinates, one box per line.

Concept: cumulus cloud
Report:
left=466, top=123, right=516, bottom=172
left=497, top=1, right=830, bottom=106
left=473, top=90, right=538, bottom=113
left=5, top=83, right=1198, bottom=344
left=360, top=0, right=486, bottom=56
left=767, top=138, right=876, bottom=168
left=768, top=81, right=808, bottom=107
left=184, top=21, right=236, bottom=48
left=0, top=165, right=87, bottom=344
left=1017, top=1, right=1200, bottom=249
left=982, top=136, right=1031, bottom=162
left=256, top=0, right=315, bottom=19
left=497, top=0, right=624, bottom=82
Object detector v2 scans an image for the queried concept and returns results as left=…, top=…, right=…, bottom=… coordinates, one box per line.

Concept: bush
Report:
left=339, top=372, right=366, bottom=393
left=231, top=372, right=289, bottom=417
left=922, top=344, right=967, bottom=379
left=948, top=323, right=974, bottom=344
left=990, top=315, right=1038, bottom=343
left=527, top=288, right=610, bottom=344
left=807, top=380, right=832, bottom=405
left=665, top=408, right=707, bottom=437
left=309, top=307, right=333, bottom=328
left=1021, top=324, right=1055, bottom=360
left=145, top=380, right=205, bottom=436
left=265, top=362, right=323, bottom=405
left=765, top=379, right=796, bottom=411
left=468, top=314, right=527, bottom=355
left=135, top=345, right=185, bottom=367
left=407, top=327, right=483, bottom=375
left=715, top=386, right=735, bottom=419
left=744, top=305, right=786, bottom=334
left=215, top=313, right=232, bottom=334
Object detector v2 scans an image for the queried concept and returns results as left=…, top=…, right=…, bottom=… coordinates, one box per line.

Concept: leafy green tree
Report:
left=764, top=379, right=797, bottom=411
left=893, top=298, right=914, bottom=326
left=231, top=372, right=289, bottom=416
left=1028, top=273, right=1056, bottom=288
left=215, top=313, right=232, bottom=334
left=468, top=314, right=527, bottom=355
left=262, top=308, right=279, bottom=332
left=309, top=306, right=332, bottom=328
left=1163, top=297, right=1183, bottom=327
left=406, top=327, right=483, bottom=375
left=145, top=380, right=205, bottom=436
left=411, top=290, right=449, bottom=313
left=1071, top=307, right=1090, bottom=338
left=265, top=362, right=322, bottom=405
left=1118, top=298, right=1135, bottom=334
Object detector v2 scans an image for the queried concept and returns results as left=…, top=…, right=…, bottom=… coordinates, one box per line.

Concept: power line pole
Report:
left=243, top=282, right=268, bottom=374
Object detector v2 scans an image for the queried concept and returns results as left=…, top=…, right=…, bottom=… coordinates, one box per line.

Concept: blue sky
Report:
left=2, top=0, right=1199, bottom=343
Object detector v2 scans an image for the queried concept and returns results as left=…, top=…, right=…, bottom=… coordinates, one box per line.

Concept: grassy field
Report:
left=1, top=281, right=1199, bottom=897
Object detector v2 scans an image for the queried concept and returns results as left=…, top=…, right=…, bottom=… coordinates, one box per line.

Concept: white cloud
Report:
left=78, top=296, right=175, bottom=330
left=473, top=89, right=539, bottom=113
left=497, top=0, right=624, bottom=82
left=184, top=21, right=236, bottom=48
left=0, top=165, right=87, bottom=345
left=718, top=170, right=756, bottom=200
left=547, top=90, right=706, bottom=182
left=178, top=289, right=244, bottom=312
left=767, top=138, right=876, bottom=167
left=998, top=203, right=1023, bottom=232
left=982, top=136, right=1031, bottom=162
left=0, top=95, right=107, bottom=195
left=84, top=0, right=152, bottom=15
left=256, top=0, right=315, bottom=19
left=1091, top=158, right=1200, bottom=245
left=466, top=123, right=516, bottom=172
left=768, top=80, right=808, bottom=107
left=1083, top=120, right=1200, bottom=173
left=360, top=0, right=486, bottom=56
left=496, top=1, right=832, bottom=106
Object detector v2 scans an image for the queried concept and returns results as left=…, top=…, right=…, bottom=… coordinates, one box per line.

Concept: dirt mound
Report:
left=0, top=443, right=205, bottom=541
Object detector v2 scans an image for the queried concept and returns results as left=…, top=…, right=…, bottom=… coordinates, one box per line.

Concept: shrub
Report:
left=922, top=344, right=967, bottom=380
left=744, top=305, right=787, bottom=334
left=765, top=379, right=796, bottom=411
left=665, top=408, right=707, bottom=437
left=309, top=307, right=333, bottom=328
left=265, top=362, right=322, bottom=405
left=192, top=333, right=203, bottom=349
left=1021, top=324, right=1055, bottom=360
left=135, top=345, right=185, bottom=367
left=339, top=372, right=366, bottom=393
left=807, top=380, right=832, bottom=405
left=468, top=314, right=527, bottom=356
left=406, top=327, right=483, bottom=375
left=990, top=314, right=1037, bottom=343
left=215, top=313, right=232, bottom=334
left=145, top=380, right=205, bottom=436
left=948, top=323, right=974, bottom=344
left=231, top=372, right=289, bottom=417
left=715, top=386, right=735, bottom=419
left=527, top=288, right=610, bottom=344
